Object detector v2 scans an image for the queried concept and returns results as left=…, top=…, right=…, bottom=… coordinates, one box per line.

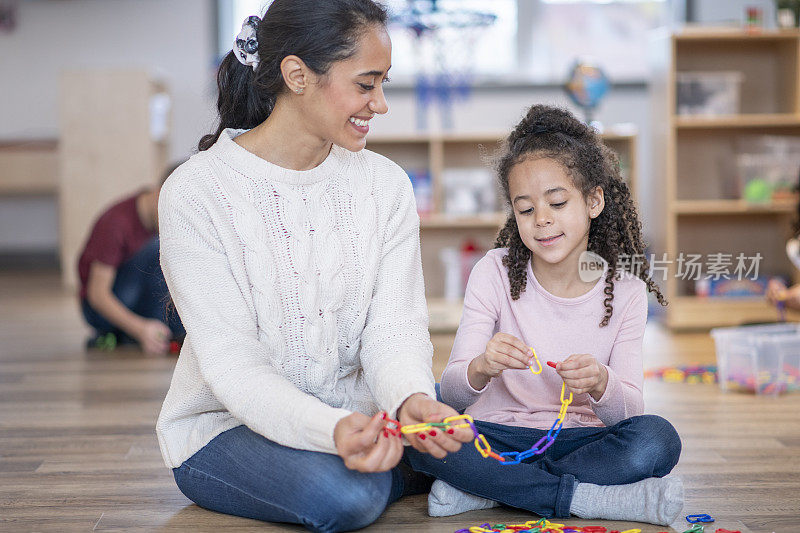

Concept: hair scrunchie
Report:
left=234, top=15, right=261, bottom=70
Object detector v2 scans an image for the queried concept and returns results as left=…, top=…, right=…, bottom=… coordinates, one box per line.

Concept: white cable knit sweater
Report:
left=155, top=128, right=436, bottom=468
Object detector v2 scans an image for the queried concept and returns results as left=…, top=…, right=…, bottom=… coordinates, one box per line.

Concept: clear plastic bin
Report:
left=676, top=71, right=743, bottom=116
left=711, top=323, right=800, bottom=395
left=757, top=334, right=800, bottom=393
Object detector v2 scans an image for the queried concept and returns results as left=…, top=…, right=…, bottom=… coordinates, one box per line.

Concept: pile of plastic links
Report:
left=453, top=518, right=644, bottom=533
left=682, top=526, right=740, bottom=533
left=451, top=518, right=741, bottom=533
left=644, top=365, right=717, bottom=384
left=386, top=349, right=573, bottom=465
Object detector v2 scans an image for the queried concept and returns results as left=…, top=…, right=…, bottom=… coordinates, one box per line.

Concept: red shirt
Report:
left=77, top=192, right=156, bottom=300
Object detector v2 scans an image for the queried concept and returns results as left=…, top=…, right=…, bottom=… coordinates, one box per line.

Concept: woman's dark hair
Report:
left=199, top=0, right=388, bottom=151
left=494, top=105, right=666, bottom=327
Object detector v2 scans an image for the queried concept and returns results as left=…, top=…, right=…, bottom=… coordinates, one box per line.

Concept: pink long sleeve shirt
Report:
left=441, top=248, right=647, bottom=430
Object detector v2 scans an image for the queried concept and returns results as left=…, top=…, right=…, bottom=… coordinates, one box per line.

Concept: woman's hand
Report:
left=333, top=411, right=403, bottom=472
left=554, top=354, right=608, bottom=401
left=467, top=333, right=532, bottom=390
left=396, top=393, right=473, bottom=459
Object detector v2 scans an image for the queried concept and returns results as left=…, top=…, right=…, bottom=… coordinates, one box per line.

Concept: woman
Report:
left=155, top=1, right=471, bottom=531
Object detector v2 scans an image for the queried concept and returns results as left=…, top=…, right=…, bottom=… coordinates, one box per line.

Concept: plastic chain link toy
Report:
left=383, top=349, right=573, bottom=465
left=644, top=365, right=717, bottom=384
left=451, top=518, right=740, bottom=533
left=453, top=518, right=648, bottom=533
left=685, top=514, right=714, bottom=524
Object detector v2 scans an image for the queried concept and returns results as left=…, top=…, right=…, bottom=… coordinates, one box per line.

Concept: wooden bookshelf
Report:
left=652, top=30, right=800, bottom=330
left=367, top=129, right=637, bottom=330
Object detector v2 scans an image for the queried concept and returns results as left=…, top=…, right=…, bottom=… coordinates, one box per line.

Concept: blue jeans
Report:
left=81, top=237, right=184, bottom=340
left=172, top=425, right=410, bottom=533
left=406, top=414, right=682, bottom=519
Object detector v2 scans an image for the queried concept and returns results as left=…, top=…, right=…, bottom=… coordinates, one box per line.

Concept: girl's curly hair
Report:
left=494, top=104, right=666, bottom=326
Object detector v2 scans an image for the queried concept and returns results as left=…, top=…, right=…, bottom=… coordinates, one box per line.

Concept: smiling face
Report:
left=303, top=24, right=391, bottom=152
left=508, top=156, right=604, bottom=271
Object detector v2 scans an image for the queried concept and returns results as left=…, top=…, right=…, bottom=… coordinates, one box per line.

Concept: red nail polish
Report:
left=381, top=412, right=387, bottom=419
left=547, top=361, right=557, bottom=369
left=419, top=434, right=426, bottom=440
left=447, top=428, right=454, bottom=434
left=382, top=430, right=388, bottom=438
left=429, top=430, right=437, bottom=437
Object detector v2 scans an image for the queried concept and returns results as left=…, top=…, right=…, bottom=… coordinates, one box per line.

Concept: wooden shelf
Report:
left=0, top=140, right=59, bottom=196
left=653, top=30, right=800, bottom=330
left=672, top=199, right=797, bottom=215
left=420, top=212, right=506, bottom=229
left=667, top=296, right=799, bottom=330
left=674, top=28, right=800, bottom=42
left=675, top=114, right=800, bottom=129
left=427, top=297, right=464, bottom=333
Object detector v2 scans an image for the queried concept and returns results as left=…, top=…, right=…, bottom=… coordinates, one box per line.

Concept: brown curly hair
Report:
left=494, top=104, right=666, bottom=327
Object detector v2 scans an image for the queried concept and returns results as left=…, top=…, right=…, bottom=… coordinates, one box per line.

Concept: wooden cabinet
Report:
left=652, top=30, right=800, bottom=330
left=367, top=129, right=637, bottom=331
left=58, top=70, right=169, bottom=290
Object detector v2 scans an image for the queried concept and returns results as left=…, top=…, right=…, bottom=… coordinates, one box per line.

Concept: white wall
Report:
left=0, top=0, right=217, bottom=252
left=0, top=0, right=657, bottom=254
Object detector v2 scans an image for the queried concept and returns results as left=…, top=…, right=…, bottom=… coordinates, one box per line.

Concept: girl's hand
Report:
left=785, top=286, right=800, bottom=310
left=766, top=278, right=787, bottom=306
left=767, top=279, right=800, bottom=310
left=554, top=354, right=608, bottom=401
left=396, top=393, right=473, bottom=459
left=468, top=333, right=531, bottom=390
left=333, top=411, right=403, bottom=473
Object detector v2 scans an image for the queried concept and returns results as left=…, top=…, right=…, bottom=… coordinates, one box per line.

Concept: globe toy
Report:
left=565, top=61, right=610, bottom=126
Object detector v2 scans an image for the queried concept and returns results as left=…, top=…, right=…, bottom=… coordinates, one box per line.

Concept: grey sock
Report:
left=427, top=479, right=499, bottom=517
left=568, top=476, right=684, bottom=526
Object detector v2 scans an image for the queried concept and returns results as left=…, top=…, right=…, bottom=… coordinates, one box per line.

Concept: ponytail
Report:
left=198, top=52, right=274, bottom=151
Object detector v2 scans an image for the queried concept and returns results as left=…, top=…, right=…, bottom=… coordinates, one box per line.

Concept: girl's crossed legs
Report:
left=405, top=414, right=681, bottom=518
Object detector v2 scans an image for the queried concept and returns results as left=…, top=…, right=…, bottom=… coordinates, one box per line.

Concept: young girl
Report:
left=156, top=1, right=471, bottom=531
left=406, top=105, right=684, bottom=526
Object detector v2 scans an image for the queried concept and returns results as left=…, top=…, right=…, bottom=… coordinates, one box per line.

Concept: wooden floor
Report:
left=2, top=271, right=799, bottom=532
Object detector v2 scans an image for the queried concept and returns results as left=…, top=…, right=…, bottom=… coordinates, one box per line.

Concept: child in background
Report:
left=766, top=236, right=800, bottom=311
left=406, top=105, right=684, bottom=526
left=78, top=162, right=184, bottom=354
